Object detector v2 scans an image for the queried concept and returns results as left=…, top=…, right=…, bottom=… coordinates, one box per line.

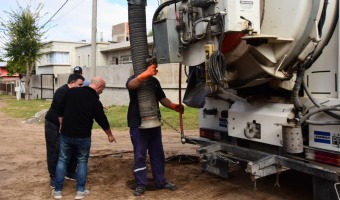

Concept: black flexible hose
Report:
left=208, top=51, right=226, bottom=87
left=318, top=0, right=328, bottom=37
left=206, top=13, right=226, bottom=87
left=152, top=0, right=181, bottom=24
left=291, top=65, right=305, bottom=119
left=128, top=0, right=160, bottom=127
left=303, top=79, right=340, bottom=119
left=299, top=106, right=340, bottom=125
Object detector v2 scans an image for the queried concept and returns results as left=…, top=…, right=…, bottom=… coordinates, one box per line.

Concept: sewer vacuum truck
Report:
left=148, top=0, right=340, bottom=199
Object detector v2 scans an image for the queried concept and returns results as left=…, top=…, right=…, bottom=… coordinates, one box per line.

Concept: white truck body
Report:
left=152, top=0, right=340, bottom=199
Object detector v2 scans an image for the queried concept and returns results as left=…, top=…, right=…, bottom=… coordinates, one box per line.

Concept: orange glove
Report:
left=137, top=64, right=158, bottom=81
left=170, top=103, right=184, bottom=114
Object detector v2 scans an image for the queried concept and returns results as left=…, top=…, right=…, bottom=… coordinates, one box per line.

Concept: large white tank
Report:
left=155, top=0, right=338, bottom=89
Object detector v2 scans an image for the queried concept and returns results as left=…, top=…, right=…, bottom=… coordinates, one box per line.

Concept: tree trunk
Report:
left=24, top=62, right=31, bottom=100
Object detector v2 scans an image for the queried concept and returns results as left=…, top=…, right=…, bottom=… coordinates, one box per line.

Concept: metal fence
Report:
left=0, top=79, right=24, bottom=97
left=40, top=74, right=54, bottom=99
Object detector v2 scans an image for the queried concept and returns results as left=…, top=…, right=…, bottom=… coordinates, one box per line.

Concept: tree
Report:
left=0, top=2, right=49, bottom=100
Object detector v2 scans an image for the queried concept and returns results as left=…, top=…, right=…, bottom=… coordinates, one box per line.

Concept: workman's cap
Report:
left=73, top=66, right=83, bottom=74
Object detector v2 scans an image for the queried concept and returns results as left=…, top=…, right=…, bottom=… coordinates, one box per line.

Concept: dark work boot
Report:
left=133, top=186, right=145, bottom=196
left=162, top=182, right=177, bottom=191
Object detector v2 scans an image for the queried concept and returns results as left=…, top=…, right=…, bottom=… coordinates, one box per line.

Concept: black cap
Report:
left=73, top=66, right=82, bottom=74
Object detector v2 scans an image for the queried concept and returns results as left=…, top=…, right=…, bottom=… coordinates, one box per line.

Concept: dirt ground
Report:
left=0, top=99, right=313, bottom=200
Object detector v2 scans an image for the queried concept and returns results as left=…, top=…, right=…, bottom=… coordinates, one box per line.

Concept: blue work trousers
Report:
left=55, top=135, right=91, bottom=192
left=130, top=127, right=167, bottom=188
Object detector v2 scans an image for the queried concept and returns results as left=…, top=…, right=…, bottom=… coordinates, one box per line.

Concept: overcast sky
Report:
left=0, top=0, right=159, bottom=42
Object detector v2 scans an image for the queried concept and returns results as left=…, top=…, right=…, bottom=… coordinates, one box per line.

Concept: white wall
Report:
left=31, top=63, right=187, bottom=107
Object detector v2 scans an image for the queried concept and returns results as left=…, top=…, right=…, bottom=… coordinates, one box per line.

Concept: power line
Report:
left=42, top=0, right=69, bottom=28
left=53, top=0, right=87, bottom=22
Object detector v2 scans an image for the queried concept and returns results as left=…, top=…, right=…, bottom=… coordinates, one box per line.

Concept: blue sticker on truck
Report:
left=314, top=131, right=331, bottom=144
left=219, top=118, right=228, bottom=128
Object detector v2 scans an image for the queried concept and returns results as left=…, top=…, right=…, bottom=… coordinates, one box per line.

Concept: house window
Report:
left=48, top=52, right=69, bottom=64
left=110, top=57, right=118, bottom=65
left=121, top=55, right=132, bottom=64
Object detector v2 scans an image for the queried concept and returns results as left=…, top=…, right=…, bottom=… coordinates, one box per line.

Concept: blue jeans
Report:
left=130, top=127, right=166, bottom=188
left=55, top=135, right=91, bottom=192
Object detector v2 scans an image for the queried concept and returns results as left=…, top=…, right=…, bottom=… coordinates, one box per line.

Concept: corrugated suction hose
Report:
left=128, top=0, right=161, bottom=128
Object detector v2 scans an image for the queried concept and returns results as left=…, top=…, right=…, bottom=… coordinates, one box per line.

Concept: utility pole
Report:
left=91, top=0, right=97, bottom=77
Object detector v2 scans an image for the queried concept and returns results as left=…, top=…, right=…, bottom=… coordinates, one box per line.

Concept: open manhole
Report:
left=165, top=155, right=200, bottom=164
left=126, top=155, right=199, bottom=190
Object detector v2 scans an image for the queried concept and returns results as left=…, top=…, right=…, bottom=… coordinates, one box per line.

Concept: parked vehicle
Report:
left=151, top=0, right=340, bottom=199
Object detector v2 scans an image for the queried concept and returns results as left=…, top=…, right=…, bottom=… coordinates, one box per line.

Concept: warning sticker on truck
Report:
left=240, top=1, right=254, bottom=9
left=332, top=134, right=340, bottom=148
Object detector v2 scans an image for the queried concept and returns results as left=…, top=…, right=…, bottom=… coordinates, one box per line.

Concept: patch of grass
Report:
left=0, top=95, right=51, bottom=119
left=0, top=95, right=199, bottom=130
left=159, top=106, right=199, bottom=130
left=94, top=105, right=199, bottom=130
left=99, top=105, right=130, bottom=130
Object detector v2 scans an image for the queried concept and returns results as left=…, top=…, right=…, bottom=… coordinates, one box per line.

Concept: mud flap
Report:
left=202, top=156, right=229, bottom=179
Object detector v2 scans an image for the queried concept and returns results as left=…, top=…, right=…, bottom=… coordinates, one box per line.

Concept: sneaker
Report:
left=162, top=182, right=177, bottom=191
left=52, top=189, right=62, bottom=199
left=133, top=186, right=145, bottom=196
left=75, top=190, right=90, bottom=199
left=65, top=173, right=77, bottom=181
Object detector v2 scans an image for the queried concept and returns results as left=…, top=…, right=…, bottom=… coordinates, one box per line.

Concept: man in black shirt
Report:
left=45, top=73, right=84, bottom=189
left=73, top=66, right=90, bottom=86
left=53, top=76, right=115, bottom=200
left=126, top=64, right=184, bottom=196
